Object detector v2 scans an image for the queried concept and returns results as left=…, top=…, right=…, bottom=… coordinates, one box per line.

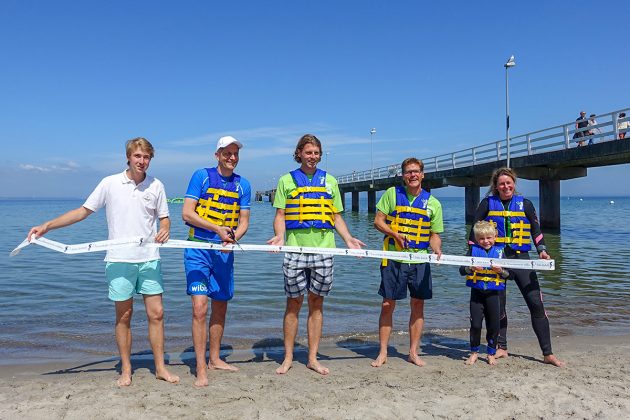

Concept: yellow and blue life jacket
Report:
left=188, top=167, right=241, bottom=241
left=466, top=244, right=506, bottom=291
left=285, top=168, right=337, bottom=230
left=381, top=187, right=431, bottom=266
left=384, top=186, right=432, bottom=250
left=485, top=195, right=531, bottom=252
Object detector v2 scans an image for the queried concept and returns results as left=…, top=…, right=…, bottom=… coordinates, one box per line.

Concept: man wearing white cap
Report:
left=182, top=135, right=251, bottom=387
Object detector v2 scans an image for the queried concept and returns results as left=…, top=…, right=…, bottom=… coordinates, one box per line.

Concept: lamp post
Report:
left=325, top=151, right=330, bottom=171
left=504, top=55, right=516, bottom=168
left=370, top=128, right=376, bottom=187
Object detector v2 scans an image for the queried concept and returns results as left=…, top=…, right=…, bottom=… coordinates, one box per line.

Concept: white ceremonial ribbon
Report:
left=10, top=236, right=556, bottom=271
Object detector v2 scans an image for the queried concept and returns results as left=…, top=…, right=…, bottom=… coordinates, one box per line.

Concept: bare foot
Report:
left=156, top=368, right=180, bottom=384
left=494, top=348, right=509, bottom=359
left=194, top=370, right=209, bottom=387
left=487, top=355, right=497, bottom=366
left=209, top=359, right=239, bottom=372
left=408, top=353, right=426, bottom=367
left=275, top=359, right=293, bottom=375
left=543, top=354, right=566, bottom=368
left=307, top=360, right=330, bottom=375
left=116, top=371, right=132, bottom=387
left=371, top=353, right=387, bottom=368
left=465, top=353, right=478, bottom=365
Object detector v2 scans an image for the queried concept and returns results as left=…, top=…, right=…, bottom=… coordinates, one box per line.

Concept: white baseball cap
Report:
left=216, top=135, right=243, bottom=152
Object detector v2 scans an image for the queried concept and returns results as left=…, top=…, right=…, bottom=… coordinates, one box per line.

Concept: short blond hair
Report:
left=473, top=220, right=497, bottom=239
left=126, top=137, right=155, bottom=160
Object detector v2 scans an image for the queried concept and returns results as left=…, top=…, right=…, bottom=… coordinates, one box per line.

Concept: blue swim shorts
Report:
left=184, top=247, right=234, bottom=301
left=105, top=260, right=163, bottom=301
left=378, top=261, right=432, bottom=300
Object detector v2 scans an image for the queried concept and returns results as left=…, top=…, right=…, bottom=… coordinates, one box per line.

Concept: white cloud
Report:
left=18, top=161, right=81, bottom=173
left=19, top=164, right=50, bottom=172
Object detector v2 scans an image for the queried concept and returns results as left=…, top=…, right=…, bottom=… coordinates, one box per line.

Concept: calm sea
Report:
left=1, top=196, right=629, bottom=364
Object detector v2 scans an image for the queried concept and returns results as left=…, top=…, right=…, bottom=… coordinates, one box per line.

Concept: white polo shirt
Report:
left=83, top=170, right=169, bottom=263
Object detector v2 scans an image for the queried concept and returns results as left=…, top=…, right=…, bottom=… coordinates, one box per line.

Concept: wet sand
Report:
left=1, top=333, right=629, bottom=419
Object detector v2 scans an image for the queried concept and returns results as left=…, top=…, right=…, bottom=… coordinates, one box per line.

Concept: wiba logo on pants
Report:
left=190, top=282, right=208, bottom=293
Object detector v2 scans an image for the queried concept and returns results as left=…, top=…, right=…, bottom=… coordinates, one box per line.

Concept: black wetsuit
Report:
left=468, top=197, right=554, bottom=356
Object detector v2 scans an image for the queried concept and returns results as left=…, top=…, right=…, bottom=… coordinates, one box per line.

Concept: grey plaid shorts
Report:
left=282, top=252, right=334, bottom=298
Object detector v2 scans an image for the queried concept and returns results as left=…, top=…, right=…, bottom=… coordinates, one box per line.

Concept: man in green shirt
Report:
left=268, top=134, right=365, bottom=375
left=371, top=157, right=443, bottom=368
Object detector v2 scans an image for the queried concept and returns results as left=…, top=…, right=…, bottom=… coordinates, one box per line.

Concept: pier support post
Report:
left=539, top=179, right=560, bottom=231
left=367, top=190, right=376, bottom=213
left=464, top=186, right=480, bottom=224
left=269, top=191, right=275, bottom=204
left=352, top=191, right=359, bottom=212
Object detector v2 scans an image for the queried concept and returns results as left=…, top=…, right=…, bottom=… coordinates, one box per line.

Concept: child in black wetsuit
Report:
left=460, top=221, right=510, bottom=365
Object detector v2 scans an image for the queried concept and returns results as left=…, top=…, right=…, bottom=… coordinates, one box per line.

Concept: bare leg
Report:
left=276, top=296, right=303, bottom=374
left=208, top=299, right=237, bottom=371
left=191, top=295, right=209, bottom=387
left=465, top=352, right=478, bottom=365
left=115, top=299, right=133, bottom=387
left=544, top=354, right=566, bottom=367
left=408, top=298, right=426, bottom=367
left=371, top=299, right=395, bottom=367
left=306, top=292, right=329, bottom=375
left=143, top=294, right=179, bottom=383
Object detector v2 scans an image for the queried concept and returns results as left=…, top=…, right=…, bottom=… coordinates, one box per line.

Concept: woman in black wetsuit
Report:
left=468, top=167, right=564, bottom=367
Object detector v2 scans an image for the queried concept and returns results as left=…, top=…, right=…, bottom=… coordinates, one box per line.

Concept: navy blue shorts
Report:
left=378, top=261, right=432, bottom=300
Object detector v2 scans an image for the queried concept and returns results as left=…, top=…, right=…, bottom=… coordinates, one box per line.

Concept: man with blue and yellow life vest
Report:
left=268, top=134, right=366, bottom=376
left=182, top=135, right=251, bottom=387
left=371, top=157, right=443, bottom=368
left=467, top=167, right=564, bottom=367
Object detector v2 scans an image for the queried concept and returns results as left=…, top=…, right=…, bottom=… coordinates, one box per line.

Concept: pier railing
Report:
left=337, top=107, right=630, bottom=184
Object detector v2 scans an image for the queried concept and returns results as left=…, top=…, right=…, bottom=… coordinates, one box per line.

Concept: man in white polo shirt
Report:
left=27, top=137, right=179, bottom=387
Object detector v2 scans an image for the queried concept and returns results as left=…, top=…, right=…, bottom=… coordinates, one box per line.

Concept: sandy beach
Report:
left=1, top=333, right=629, bottom=419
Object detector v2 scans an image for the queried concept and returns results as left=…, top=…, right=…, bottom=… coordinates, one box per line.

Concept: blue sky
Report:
left=1, top=0, right=629, bottom=198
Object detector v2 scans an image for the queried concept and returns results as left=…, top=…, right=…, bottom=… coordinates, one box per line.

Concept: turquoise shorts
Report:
left=105, top=260, right=163, bottom=301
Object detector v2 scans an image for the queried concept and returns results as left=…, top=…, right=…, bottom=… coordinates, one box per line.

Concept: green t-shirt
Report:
left=273, top=171, right=343, bottom=248
left=376, top=186, right=444, bottom=263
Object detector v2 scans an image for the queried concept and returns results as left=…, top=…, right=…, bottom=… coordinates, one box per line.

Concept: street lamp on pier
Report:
left=370, top=128, right=376, bottom=187
left=504, top=55, right=516, bottom=168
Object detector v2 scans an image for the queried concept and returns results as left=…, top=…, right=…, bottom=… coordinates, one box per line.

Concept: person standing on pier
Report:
left=27, top=138, right=180, bottom=387
left=587, top=114, right=600, bottom=145
left=467, top=167, right=565, bottom=367
left=182, top=136, right=251, bottom=387
left=574, top=111, right=588, bottom=146
left=617, top=112, right=628, bottom=140
left=370, top=157, right=443, bottom=368
left=267, top=134, right=365, bottom=375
